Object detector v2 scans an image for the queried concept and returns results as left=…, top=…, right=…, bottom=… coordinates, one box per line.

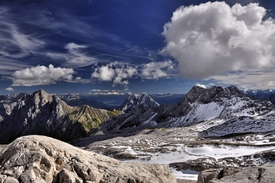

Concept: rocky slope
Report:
left=92, top=85, right=275, bottom=138
left=167, top=85, right=274, bottom=125
left=0, top=135, right=176, bottom=183
left=0, top=90, right=120, bottom=143
left=119, top=93, right=160, bottom=113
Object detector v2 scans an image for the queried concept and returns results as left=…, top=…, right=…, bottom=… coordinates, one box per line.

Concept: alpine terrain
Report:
left=2, top=85, right=275, bottom=182
left=73, top=85, right=275, bottom=182
left=0, top=89, right=121, bottom=144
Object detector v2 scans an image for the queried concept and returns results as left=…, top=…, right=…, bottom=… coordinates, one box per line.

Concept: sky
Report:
left=1, top=0, right=275, bottom=95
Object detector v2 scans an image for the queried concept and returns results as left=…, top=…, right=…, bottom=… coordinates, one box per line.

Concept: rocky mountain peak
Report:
left=30, top=89, right=67, bottom=109
left=119, top=93, right=159, bottom=113
left=169, top=85, right=274, bottom=125
left=181, top=85, right=246, bottom=105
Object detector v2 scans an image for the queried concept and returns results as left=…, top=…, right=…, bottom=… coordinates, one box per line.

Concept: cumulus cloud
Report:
left=141, top=60, right=175, bottom=80
left=92, top=62, right=138, bottom=85
left=162, top=2, right=275, bottom=79
left=11, top=64, right=75, bottom=86
left=91, top=60, right=176, bottom=85
left=5, top=87, right=14, bottom=91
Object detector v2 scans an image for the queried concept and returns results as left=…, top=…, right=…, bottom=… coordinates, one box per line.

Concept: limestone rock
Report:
left=199, top=165, right=275, bottom=183
left=198, top=168, right=223, bottom=183
left=0, top=135, right=176, bottom=183
left=209, top=165, right=275, bottom=183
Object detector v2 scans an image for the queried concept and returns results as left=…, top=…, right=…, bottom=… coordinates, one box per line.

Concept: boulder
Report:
left=0, top=135, right=176, bottom=183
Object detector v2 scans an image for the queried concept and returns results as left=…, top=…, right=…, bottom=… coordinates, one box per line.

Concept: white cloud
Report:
left=162, top=2, right=275, bottom=79
left=0, top=58, right=31, bottom=76
left=5, top=87, right=14, bottom=91
left=93, top=65, right=115, bottom=81
left=63, top=43, right=98, bottom=68
left=209, top=70, right=275, bottom=90
left=91, top=60, right=176, bottom=85
left=11, top=64, right=75, bottom=86
left=91, top=62, right=138, bottom=85
left=90, top=89, right=127, bottom=95
left=0, top=7, right=45, bottom=59
left=65, top=43, right=87, bottom=50
left=141, top=60, right=175, bottom=80
left=10, top=25, right=45, bottom=51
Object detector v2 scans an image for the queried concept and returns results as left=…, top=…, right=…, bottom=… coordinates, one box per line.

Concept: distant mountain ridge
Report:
left=244, top=89, right=275, bottom=105
left=0, top=90, right=120, bottom=143
left=58, top=93, right=114, bottom=110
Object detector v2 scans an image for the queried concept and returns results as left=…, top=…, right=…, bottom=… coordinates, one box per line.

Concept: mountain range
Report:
left=2, top=86, right=275, bottom=143
left=0, top=90, right=120, bottom=143
left=2, top=85, right=275, bottom=182
left=90, top=85, right=275, bottom=140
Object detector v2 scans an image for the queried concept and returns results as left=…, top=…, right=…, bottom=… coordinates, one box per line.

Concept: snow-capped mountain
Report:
left=93, top=85, right=275, bottom=138
left=119, top=93, right=160, bottom=113
left=167, top=85, right=274, bottom=126
left=0, top=90, right=120, bottom=143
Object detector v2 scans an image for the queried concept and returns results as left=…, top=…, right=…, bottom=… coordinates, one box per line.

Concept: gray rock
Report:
left=198, top=168, right=223, bottom=183
left=199, top=165, right=275, bottom=183
left=0, top=175, right=19, bottom=183
left=0, top=135, right=176, bottom=183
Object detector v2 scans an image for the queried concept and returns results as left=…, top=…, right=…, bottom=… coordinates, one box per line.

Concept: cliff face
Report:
left=0, top=90, right=121, bottom=143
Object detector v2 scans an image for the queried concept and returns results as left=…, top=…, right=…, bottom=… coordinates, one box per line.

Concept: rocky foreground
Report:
left=0, top=135, right=176, bottom=183
left=198, top=165, right=275, bottom=183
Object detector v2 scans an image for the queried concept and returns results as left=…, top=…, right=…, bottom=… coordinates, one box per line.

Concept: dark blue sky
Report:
left=1, top=0, right=275, bottom=94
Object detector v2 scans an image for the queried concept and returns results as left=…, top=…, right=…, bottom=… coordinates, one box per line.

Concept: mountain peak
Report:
left=119, top=93, right=159, bottom=113
left=30, top=89, right=64, bottom=109
left=183, top=85, right=245, bottom=104
left=32, top=89, right=50, bottom=97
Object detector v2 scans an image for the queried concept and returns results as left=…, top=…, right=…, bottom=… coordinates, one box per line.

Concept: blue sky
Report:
left=1, top=0, right=275, bottom=94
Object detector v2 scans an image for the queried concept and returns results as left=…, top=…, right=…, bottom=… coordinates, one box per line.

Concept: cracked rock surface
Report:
left=0, top=135, right=176, bottom=183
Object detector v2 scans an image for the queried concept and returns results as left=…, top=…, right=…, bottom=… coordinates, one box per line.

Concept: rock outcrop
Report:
left=198, top=165, right=275, bottom=183
left=0, top=135, right=176, bottom=183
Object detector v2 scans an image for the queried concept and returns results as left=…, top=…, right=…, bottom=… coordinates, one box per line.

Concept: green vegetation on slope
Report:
left=68, top=105, right=122, bottom=133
